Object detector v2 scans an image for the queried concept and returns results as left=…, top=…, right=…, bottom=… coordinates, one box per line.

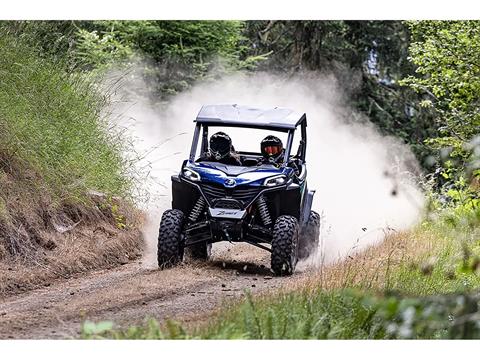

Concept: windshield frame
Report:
left=189, top=124, right=295, bottom=166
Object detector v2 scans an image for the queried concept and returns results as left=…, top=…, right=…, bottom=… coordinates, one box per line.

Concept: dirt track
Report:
left=0, top=244, right=306, bottom=339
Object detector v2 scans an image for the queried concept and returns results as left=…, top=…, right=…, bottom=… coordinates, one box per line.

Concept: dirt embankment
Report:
left=0, top=155, right=144, bottom=297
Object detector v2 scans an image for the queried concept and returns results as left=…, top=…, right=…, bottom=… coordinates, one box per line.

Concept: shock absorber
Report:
left=188, top=196, right=206, bottom=223
left=255, top=195, right=272, bottom=226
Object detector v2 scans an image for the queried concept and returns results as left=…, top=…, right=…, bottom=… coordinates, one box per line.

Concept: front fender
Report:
left=301, top=189, right=316, bottom=226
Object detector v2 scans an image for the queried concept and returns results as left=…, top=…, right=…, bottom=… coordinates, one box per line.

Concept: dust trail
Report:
left=109, top=70, right=424, bottom=268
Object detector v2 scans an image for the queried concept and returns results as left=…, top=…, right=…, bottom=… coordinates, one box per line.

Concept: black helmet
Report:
left=261, top=135, right=284, bottom=161
left=210, top=132, right=232, bottom=160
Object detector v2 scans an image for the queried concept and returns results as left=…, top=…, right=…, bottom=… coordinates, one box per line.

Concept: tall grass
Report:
left=0, top=29, right=131, bottom=204
left=83, top=288, right=480, bottom=339
left=387, top=221, right=480, bottom=296
left=201, top=216, right=480, bottom=340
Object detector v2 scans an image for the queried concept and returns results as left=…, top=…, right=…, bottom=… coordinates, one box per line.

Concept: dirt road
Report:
left=0, top=244, right=306, bottom=339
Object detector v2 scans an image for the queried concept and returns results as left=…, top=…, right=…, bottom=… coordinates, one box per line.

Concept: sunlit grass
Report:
left=0, top=30, right=132, bottom=205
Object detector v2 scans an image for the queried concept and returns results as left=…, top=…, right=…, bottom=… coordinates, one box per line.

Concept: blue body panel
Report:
left=184, top=160, right=294, bottom=188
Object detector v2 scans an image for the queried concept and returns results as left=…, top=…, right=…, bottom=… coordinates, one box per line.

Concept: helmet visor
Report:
left=263, top=145, right=283, bottom=156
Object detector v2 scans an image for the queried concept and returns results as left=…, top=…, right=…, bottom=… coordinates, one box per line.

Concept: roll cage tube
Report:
left=301, top=119, right=307, bottom=162
left=201, top=125, right=209, bottom=156
left=189, top=123, right=201, bottom=161
left=283, top=130, right=294, bottom=166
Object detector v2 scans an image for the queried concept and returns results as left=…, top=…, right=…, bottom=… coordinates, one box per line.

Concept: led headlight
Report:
left=263, top=175, right=287, bottom=187
left=182, top=168, right=201, bottom=181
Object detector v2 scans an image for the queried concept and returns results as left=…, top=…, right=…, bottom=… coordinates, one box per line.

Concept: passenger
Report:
left=203, top=132, right=242, bottom=166
left=259, top=135, right=285, bottom=166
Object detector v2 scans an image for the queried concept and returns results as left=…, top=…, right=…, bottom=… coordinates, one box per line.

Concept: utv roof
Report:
left=195, top=104, right=306, bottom=132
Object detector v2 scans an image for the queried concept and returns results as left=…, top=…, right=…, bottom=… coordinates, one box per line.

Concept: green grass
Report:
left=82, top=290, right=384, bottom=339
left=0, top=29, right=132, bottom=204
left=82, top=288, right=480, bottom=340
left=387, top=219, right=480, bottom=296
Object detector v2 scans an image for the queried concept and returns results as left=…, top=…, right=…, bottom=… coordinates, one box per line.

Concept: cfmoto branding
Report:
left=224, top=178, right=236, bottom=187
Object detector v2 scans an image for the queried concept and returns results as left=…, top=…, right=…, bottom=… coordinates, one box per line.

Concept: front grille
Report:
left=200, top=183, right=261, bottom=208
left=232, top=187, right=261, bottom=204
left=200, top=183, right=225, bottom=201
left=212, top=199, right=242, bottom=209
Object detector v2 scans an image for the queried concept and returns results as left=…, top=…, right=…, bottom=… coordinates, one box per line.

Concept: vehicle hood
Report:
left=184, top=161, right=292, bottom=187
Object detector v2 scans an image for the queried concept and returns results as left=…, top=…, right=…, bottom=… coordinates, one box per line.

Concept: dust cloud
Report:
left=108, top=70, right=424, bottom=268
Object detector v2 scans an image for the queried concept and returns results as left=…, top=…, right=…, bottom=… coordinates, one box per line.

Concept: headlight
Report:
left=263, top=175, right=287, bottom=187
left=182, top=168, right=200, bottom=181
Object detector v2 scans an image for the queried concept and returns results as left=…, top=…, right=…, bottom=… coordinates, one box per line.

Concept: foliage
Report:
left=83, top=21, right=268, bottom=96
left=403, top=21, right=480, bottom=142
left=75, top=28, right=134, bottom=69
left=0, top=30, right=132, bottom=202
left=402, top=21, right=480, bottom=188
left=5, top=20, right=270, bottom=98
left=245, top=21, right=410, bottom=74
left=82, top=321, right=115, bottom=338
left=3, top=20, right=446, bottom=164
left=243, top=21, right=437, bottom=162
left=0, top=21, right=80, bottom=63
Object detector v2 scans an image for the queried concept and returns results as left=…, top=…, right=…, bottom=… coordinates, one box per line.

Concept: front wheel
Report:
left=271, top=215, right=299, bottom=276
left=157, top=209, right=185, bottom=269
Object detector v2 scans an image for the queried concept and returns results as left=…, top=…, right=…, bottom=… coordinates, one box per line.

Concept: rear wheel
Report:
left=157, top=209, right=185, bottom=269
left=298, top=211, right=320, bottom=260
left=186, top=243, right=212, bottom=261
left=271, top=215, right=299, bottom=276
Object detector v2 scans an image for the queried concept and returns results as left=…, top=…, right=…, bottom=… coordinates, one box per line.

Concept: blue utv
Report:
left=157, top=105, right=320, bottom=276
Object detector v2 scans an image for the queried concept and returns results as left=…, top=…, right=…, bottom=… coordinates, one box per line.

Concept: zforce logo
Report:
left=217, top=210, right=237, bottom=216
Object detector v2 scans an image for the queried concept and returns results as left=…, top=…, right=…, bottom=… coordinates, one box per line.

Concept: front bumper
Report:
left=172, top=175, right=303, bottom=246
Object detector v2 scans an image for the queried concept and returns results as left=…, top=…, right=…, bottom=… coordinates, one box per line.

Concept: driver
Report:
left=203, top=131, right=242, bottom=166
left=259, top=135, right=285, bottom=166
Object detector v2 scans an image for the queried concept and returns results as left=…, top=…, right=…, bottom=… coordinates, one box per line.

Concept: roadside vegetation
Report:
left=81, top=208, right=480, bottom=339
left=0, top=27, right=142, bottom=295
left=0, top=20, right=478, bottom=337
left=0, top=31, right=131, bottom=201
